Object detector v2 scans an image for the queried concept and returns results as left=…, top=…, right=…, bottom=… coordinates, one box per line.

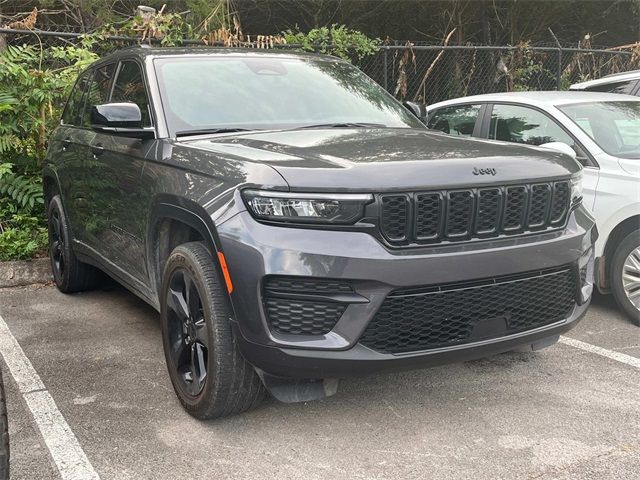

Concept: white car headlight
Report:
left=570, top=171, right=583, bottom=204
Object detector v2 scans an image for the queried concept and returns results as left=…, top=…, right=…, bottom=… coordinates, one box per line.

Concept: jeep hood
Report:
left=180, top=128, right=580, bottom=191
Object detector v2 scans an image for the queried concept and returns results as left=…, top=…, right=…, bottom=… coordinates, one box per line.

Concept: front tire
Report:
left=47, top=195, right=101, bottom=293
left=160, top=242, right=265, bottom=419
left=610, top=230, right=640, bottom=326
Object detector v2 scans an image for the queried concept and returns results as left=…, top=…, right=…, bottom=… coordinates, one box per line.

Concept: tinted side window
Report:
left=489, top=104, right=574, bottom=146
left=427, top=104, right=481, bottom=137
left=112, top=61, right=152, bottom=127
left=489, top=104, right=590, bottom=166
left=82, top=63, right=116, bottom=127
left=61, top=72, right=91, bottom=126
left=585, top=80, right=637, bottom=94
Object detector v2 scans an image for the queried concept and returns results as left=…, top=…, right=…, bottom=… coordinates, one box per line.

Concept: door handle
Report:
left=91, top=144, right=104, bottom=158
left=62, top=138, right=71, bottom=151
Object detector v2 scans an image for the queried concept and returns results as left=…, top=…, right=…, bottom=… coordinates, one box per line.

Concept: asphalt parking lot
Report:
left=0, top=284, right=638, bottom=480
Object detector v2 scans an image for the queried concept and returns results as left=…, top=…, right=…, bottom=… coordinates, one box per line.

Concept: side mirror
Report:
left=539, top=142, right=577, bottom=161
left=403, top=101, right=427, bottom=121
left=91, top=103, right=154, bottom=139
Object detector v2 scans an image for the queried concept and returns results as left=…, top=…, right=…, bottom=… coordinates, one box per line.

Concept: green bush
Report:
left=0, top=196, right=47, bottom=261
left=0, top=44, right=97, bottom=261
left=283, top=24, right=380, bottom=61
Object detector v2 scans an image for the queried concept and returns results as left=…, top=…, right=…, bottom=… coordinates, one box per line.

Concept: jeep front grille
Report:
left=379, top=181, right=571, bottom=246
left=359, top=266, right=577, bottom=354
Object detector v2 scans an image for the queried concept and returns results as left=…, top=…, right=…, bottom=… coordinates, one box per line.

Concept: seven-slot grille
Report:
left=379, top=180, right=571, bottom=246
left=359, top=266, right=577, bottom=354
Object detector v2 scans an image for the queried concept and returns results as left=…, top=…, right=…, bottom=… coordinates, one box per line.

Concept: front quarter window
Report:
left=82, top=63, right=116, bottom=128
left=112, top=61, right=153, bottom=127
left=559, top=101, right=640, bottom=159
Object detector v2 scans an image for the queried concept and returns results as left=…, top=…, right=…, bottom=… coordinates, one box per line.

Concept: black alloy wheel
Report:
left=160, top=242, right=265, bottom=419
left=49, top=207, right=65, bottom=280
left=166, top=268, right=210, bottom=397
left=47, top=195, right=101, bottom=293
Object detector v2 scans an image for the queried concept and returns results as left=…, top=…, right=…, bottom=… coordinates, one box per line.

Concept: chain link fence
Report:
left=1, top=27, right=639, bottom=105
left=356, top=44, right=640, bottom=104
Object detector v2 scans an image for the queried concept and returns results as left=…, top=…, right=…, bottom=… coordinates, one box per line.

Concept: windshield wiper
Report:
left=296, top=122, right=387, bottom=130
left=175, top=128, right=255, bottom=137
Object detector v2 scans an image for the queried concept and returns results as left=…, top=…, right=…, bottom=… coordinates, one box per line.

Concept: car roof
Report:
left=427, top=90, right=640, bottom=110
left=570, top=70, right=640, bottom=90
left=92, top=45, right=341, bottom=66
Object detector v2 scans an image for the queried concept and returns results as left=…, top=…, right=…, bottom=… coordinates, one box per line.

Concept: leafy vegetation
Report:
left=0, top=208, right=48, bottom=261
left=0, top=40, right=97, bottom=260
left=284, top=25, right=380, bottom=61
left=0, top=163, right=47, bottom=260
left=0, top=6, right=380, bottom=261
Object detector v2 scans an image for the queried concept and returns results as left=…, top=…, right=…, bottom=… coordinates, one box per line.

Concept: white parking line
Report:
left=0, top=313, right=100, bottom=480
left=559, top=335, right=640, bottom=369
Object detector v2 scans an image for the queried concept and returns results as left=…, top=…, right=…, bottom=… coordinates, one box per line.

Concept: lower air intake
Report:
left=359, top=267, right=576, bottom=354
left=265, top=298, right=346, bottom=335
left=263, top=276, right=351, bottom=335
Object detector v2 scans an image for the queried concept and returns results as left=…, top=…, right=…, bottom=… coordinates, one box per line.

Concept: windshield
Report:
left=154, top=55, right=423, bottom=135
left=558, top=101, right=640, bottom=159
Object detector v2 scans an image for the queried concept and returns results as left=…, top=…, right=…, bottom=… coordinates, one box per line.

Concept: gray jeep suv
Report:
left=44, top=47, right=596, bottom=419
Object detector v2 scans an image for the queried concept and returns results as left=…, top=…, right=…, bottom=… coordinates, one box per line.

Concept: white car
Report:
left=570, top=70, right=640, bottom=96
left=426, top=91, right=640, bottom=324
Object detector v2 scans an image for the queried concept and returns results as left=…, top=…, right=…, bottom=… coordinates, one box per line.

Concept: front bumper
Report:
left=218, top=206, right=596, bottom=379
left=235, top=300, right=589, bottom=378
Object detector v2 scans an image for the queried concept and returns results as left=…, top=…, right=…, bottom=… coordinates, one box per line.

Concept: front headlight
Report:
left=242, top=190, right=373, bottom=224
left=570, top=171, right=583, bottom=205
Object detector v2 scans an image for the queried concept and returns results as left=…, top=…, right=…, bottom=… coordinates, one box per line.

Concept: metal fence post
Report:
left=557, top=48, right=563, bottom=90
left=383, top=46, right=389, bottom=91
left=548, top=28, right=563, bottom=90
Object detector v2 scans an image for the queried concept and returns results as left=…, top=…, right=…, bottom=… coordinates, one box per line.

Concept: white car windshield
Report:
left=558, top=101, right=640, bottom=159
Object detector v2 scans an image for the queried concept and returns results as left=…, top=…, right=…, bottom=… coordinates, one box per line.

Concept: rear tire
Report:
left=47, top=196, right=101, bottom=293
left=160, top=242, right=265, bottom=419
left=610, top=230, right=640, bottom=326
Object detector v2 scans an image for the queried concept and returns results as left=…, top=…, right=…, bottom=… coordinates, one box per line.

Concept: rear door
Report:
left=88, top=59, right=156, bottom=285
left=484, top=103, right=599, bottom=210
left=55, top=69, right=97, bottom=246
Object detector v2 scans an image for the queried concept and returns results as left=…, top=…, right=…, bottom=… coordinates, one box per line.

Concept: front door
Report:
left=88, top=60, right=156, bottom=285
left=486, top=103, right=600, bottom=210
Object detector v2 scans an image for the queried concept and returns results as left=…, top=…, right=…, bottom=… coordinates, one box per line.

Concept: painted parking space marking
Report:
left=0, top=313, right=100, bottom=480
left=560, top=335, right=640, bottom=369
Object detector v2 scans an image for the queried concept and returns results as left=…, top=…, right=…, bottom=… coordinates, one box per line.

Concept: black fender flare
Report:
left=41, top=166, right=63, bottom=204
left=147, top=195, right=227, bottom=297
